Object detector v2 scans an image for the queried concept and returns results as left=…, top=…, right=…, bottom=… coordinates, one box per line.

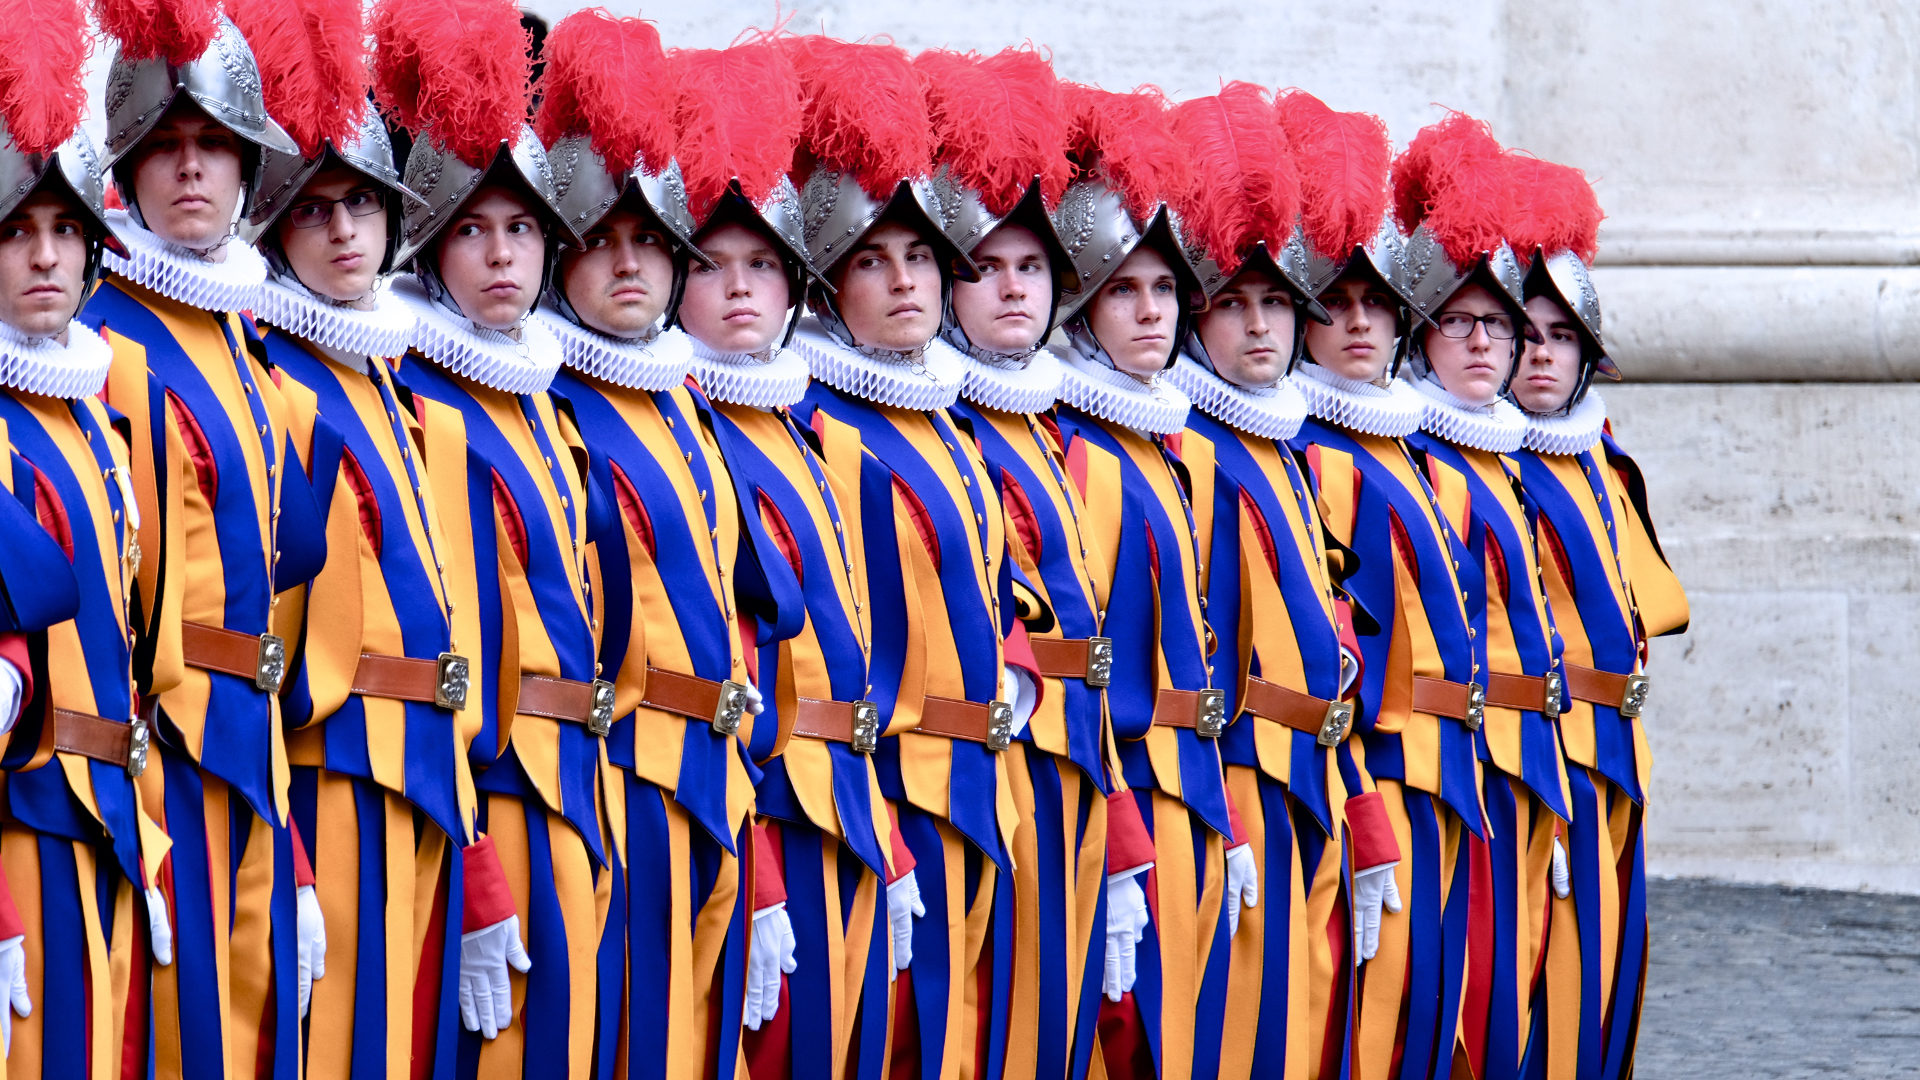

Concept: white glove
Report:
left=1339, top=648, right=1360, bottom=695
left=146, top=886, right=173, bottom=967
left=458, top=914, right=532, bottom=1039
left=1351, top=862, right=1402, bottom=964
left=0, top=935, right=27, bottom=1055
left=296, top=883, right=327, bottom=1019
left=0, top=659, right=23, bottom=737
left=745, top=902, right=798, bottom=1031
left=1001, top=665, right=1036, bottom=738
left=1223, top=843, right=1259, bottom=939
left=742, top=682, right=766, bottom=717
left=1551, top=838, right=1571, bottom=900
left=1103, top=869, right=1150, bottom=1002
left=886, top=871, right=924, bottom=978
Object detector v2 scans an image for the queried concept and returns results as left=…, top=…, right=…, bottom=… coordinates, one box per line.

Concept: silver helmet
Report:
left=1528, top=248, right=1616, bottom=381
left=798, top=168, right=979, bottom=284
left=0, top=128, right=125, bottom=297
left=1400, top=227, right=1527, bottom=326
left=545, top=134, right=711, bottom=268
left=930, top=170, right=1082, bottom=335
left=1050, top=179, right=1202, bottom=326
left=395, top=127, right=580, bottom=270
left=247, top=109, right=423, bottom=272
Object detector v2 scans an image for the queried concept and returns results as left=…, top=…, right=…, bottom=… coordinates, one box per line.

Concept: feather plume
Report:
left=1062, top=83, right=1190, bottom=221
left=0, top=0, right=90, bottom=155
left=92, top=0, right=219, bottom=65
left=371, top=0, right=530, bottom=169
left=915, top=46, right=1069, bottom=215
left=534, top=9, right=675, bottom=174
left=1503, top=153, right=1602, bottom=263
left=1391, top=111, right=1509, bottom=267
left=1275, top=89, right=1389, bottom=259
left=670, top=41, right=804, bottom=222
left=781, top=35, right=932, bottom=199
left=229, top=0, right=367, bottom=158
left=1170, top=82, right=1296, bottom=272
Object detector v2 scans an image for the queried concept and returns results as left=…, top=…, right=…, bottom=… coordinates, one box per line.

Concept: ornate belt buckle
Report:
left=1317, top=701, right=1354, bottom=748
left=985, top=701, right=1015, bottom=752
left=587, top=679, right=617, bottom=737
left=1542, top=672, right=1564, bottom=721
left=712, top=679, right=748, bottom=737
left=1085, top=636, right=1114, bottom=688
left=126, top=713, right=150, bottom=777
left=435, top=653, right=471, bottom=711
left=850, top=700, right=880, bottom=754
left=1619, top=674, right=1650, bottom=718
left=1196, top=689, right=1227, bottom=739
left=1463, top=682, right=1486, bottom=732
left=255, top=633, right=287, bottom=693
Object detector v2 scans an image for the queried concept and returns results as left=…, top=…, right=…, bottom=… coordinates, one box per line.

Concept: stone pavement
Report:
left=1639, top=877, right=1920, bottom=1077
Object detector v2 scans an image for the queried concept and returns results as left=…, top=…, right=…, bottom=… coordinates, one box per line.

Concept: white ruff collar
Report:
left=791, top=318, right=964, bottom=411
left=1523, top=389, right=1608, bottom=456
left=535, top=305, right=692, bottom=392
left=253, top=274, right=416, bottom=359
left=955, top=345, right=1062, bottom=415
left=1053, top=341, right=1190, bottom=435
left=1288, top=362, right=1424, bottom=437
left=687, top=336, right=811, bottom=408
left=1165, top=354, right=1305, bottom=441
left=0, top=319, right=114, bottom=399
left=392, top=276, right=561, bottom=395
left=1409, top=376, right=1529, bottom=453
left=102, top=210, right=265, bottom=313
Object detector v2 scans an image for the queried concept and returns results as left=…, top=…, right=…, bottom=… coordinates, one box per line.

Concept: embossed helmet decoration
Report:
left=1504, top=152, right=1616, bottom=409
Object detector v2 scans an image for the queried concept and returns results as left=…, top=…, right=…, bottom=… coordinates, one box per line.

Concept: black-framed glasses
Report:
left=287, top=191, right=384, bottom=230
left=1433, top=311, right=1517, bottom=340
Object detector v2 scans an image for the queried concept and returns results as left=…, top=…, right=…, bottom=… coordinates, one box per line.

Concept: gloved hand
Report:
left=146, top=885, right=173, bottom=967
left=1001, top=665, right=1035, bottom=738
left=0, top=934, right=27, bottom=1055
left=1223, top=843, right=1259, bottom=939
left=742, top=682, right=766, bottom=717
left=1103, top=869, right=1150, bottom=1002
left=458, top=914, right=532, bottom=1039
left=1551, top=838, right=1571, bottom=900
left=1351, top=862, right=1402, bottom=964
left=296, top=883, right=327, bottom=1019
left=0, top=659, right=22, bottom=737
left=745, top=902, right=798, bottom=1030
left=886, top=871, right=924, bottom=978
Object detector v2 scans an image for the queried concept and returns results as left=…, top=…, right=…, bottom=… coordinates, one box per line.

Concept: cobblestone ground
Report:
left=1639, top=877, right=1920, bottom=1077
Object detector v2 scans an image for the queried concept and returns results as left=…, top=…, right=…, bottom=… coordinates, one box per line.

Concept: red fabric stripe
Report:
left=1461, top=831, right=1495, bottom=1080
left=1105, top=793, right=1155, bottom=876
left=340, top=447, right=384, bottom=558
left=490, top=469, right=529, bottom=570
left=460, top=835, right=516, bottom=932
left=164, top=390, right=218, bottom=507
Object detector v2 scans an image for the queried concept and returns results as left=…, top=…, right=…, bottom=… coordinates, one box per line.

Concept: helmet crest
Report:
left=534, top=9, right=676, bottom=176
left=229, top=0, right=367, bottom=159
left=1275, top=89, right=1390, bottom=261
left=371, top=0, right=531, bottom=169
left=916, top=46, right=1070, bottom=216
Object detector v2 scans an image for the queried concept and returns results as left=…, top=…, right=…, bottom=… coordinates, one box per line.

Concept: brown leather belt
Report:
left=1241, top=676, right=1353, bottom=747
left=52, top=707, right=150, bottom=776
left=350, top=652, right=471, bottom=711
left=1561, top=664, right=1650, bottom=718
left=640, top=668, right=751, bottom=736
left=1483, top=672, right=1564, bottom=719
left=181, top=621, right=287, bottom=693
left=518, top=674, right=617, bottom=736
left=916, top=696, right=1015, bottom=751
left=1412, top=676, right=1487, bottom=731
left=791, top=697, right=882, bottom=753
left=1150, top=688, right=1228, bottom=738
left=1029, top=636, right=1115, bottom=688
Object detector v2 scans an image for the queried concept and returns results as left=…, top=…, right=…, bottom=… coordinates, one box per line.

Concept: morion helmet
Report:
left=1505, top=152, right=1615, bottom=408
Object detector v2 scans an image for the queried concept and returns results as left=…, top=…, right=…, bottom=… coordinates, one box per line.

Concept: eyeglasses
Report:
left=1433, top=311, right=1517, bottom=340
left=287, top=191, right=384, bottom=230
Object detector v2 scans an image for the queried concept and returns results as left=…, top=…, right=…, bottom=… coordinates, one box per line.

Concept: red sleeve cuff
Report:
left=1106, top=791, right=1155, bottom=875
left=1344, top=791, right=1401, bottom=870
left=1225, top=787, right=1250, bottom=849
left=289, top=818, right=315, bottom=889
left=462, top=835, right=518, bottom=932
left=885, top=801, right=916, bottom=884
left=0, top=634, right=32, bottom=710
left=752, top=821, right=787, bottom=910
left=1003, top=622, right=1044, bottom=712
left=0, top=867, right=22, bottom=940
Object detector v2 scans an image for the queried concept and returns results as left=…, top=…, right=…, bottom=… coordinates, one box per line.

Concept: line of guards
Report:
left=0, top=0, right=1690, bottom=1078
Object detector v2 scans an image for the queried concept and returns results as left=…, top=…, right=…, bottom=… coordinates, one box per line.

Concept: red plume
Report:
left=1062, top=83, right=1190, bottom=221
left=1275, top=89, right=1390, bottom=260
left=534, top=9, right=675, bottom=174
left=1391, top=111, right=1509, bottom=267
left=915, top=46, right=1070, bottom=215
left=229, top=0, right=367, bottom=159
left=1170, top=82, right=1297, bottom=271
left=0, top=0, right=90, bottom=155
left=92, top=0, right=220, bottom=65
left=371, top=0, right=530, bottom=169
left=1503, top=153, right=1602, bottom=264
left=781, top=36, right=932, bottom=199
left=670, top=41, right=804, bottom=222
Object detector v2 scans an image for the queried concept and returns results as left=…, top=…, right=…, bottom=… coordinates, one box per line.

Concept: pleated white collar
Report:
left=0, top=319, right=114, bottom=399
left=1165, top=354, right=1306, bottom=441
left=1053, top=340, right=1191, bottom=436
left=1409, top=375, right=1529, bottom=453
left=102, top=209, right=265, bottom=313
left=954, top=343, right=1062, bottom=416
left=392, top=276, right=561, bottom=395
left=687, top=336, right=811, bottom=408
left=1522, top=390, right=1609, bottom=456
left=791, top=317, right=965, bottom=411
left=252, top=274, right=416, bottom=360
left=1288, top=361, right=1425, bottom=437
left=535, top=305, right=692, bottom=393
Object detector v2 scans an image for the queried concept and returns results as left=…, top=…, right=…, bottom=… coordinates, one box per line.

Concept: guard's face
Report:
left=1198, top=267, right=1295, bottom=389
left=952, top=223, right=1051, bottom=355
left=1514, top=294, right=1583, bottom=414
left=130, top=103, right=245, bottom=251
left=1305, top=271, right=1397, bottom=383
left=830, top=221, right=942, bottom=351
left=1087, top=244, right=1178, bottom=381
left=433, top=184, right=546, bottom=333
left=0, top=191, right=89, bottom=339
left=276, top=166, right=386, bottom=304
left=1423, top=282, right=1513, bottom=406
left=559, top=205, right=675, bottom=336
left=680, top=221, right=790, bottom=355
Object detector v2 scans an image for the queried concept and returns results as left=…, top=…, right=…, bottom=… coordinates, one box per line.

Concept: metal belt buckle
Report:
left=1464, top=682, right=1486, bottom=732
left=1542, top=672, right=1564, bottom=721
left=255, top=633, right=287, bottom=693
left=588, top=679, right=617, bottom=737
left=712, top=679, right=748, bottom=736
left=1085, top=636, right=1114, bottom=688
left=1619, top=674, right=1650, bottom=718
left=1196, top=689, right=1227, bottom=738
left=851, top=701, right=880, bottom=754
left=986, top=701, right=1015, bottom=752
left=1317, top=701, right=1354, bottom=748
left=435, top=653, right=471, bottom=711
left=126, top=713, right=150, bottom=777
